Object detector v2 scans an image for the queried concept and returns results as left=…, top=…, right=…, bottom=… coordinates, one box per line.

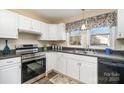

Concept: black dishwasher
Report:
left=98, top=58, right=124, bottom=84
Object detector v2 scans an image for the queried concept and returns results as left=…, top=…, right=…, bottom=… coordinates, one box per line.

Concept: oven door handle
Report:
left=22, top=56, right=46, bottom=63
left=100, top=61, right=124, bottom=68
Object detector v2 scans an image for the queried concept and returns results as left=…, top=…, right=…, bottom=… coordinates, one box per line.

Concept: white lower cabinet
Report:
left=46, top=52, right=98, bottom=84
left=66, top=58, right=80, bottom=80
left=46, top=52, right=57, bottom=72
left=80, top=62, right=97, bottom=84
left=0, top=63, right=21, bottom=84
left=55, top=53, right=67, bottom=74
left=0, top=57, right=21, bottom=84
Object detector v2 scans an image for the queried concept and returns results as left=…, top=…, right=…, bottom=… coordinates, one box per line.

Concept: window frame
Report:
left=88, top=26, right=114, bottom=49
left=67, top=29, right=83, bottom=47
left=67, top=26, right=115, bottom=49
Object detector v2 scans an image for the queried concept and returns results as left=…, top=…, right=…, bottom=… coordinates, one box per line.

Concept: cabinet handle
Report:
left=19, top=65, right=21, bottom=69
left=61, top=54, right=64, bottom=56
left=119, top=33, right=121, bottom=36
left=79, top=63, right=82, bottom=66
left=6, top=61, right=13, bottom=63
left=31, top=26, right=33, bottom=29
left=77, top=63, right=81, bottom=66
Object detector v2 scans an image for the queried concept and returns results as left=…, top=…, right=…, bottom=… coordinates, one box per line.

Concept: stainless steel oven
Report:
left=21, top=53, right=46, bottom=83
left=16, top=44, right=46, bottom=83
left=98, top=58, right=124, bottom=84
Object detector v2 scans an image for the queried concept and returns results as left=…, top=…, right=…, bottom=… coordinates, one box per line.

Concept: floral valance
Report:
left=66, top=11, right=117, bottom=32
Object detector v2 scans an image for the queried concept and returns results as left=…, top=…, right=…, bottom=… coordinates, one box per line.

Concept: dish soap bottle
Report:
left=3, top=40, right=11, bottom=55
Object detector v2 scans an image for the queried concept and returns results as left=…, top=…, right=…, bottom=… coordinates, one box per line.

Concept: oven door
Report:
left=22, top=57, right=46, bottom=83
left=98, top=58, right=124, bottom=84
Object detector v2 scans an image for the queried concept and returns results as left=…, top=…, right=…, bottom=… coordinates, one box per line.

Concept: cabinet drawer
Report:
left=0, top=57, right=21, bottom=67
left=79, top=56, right=97, bottom=63
left=66, top=53, right=97, bottom=63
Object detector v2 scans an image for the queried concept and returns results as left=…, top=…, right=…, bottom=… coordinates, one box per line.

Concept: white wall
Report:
left=115, top=40, right=124, bottom=50
left=16, top=33, right=42, bottom=46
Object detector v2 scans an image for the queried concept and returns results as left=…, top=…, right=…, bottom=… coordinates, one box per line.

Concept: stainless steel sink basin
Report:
left=64, top=50, right=97, bottom=56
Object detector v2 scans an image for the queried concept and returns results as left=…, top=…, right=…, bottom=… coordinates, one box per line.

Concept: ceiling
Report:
left=10, top=9, right=116, bottom=23
left=10, top=9, right=83, bottom=23
left=32, top=9, right=83, bottom=22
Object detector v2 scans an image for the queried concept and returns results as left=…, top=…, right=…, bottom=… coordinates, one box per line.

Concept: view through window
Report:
left=69, top=30, right=81, bottom=46
left=90, top=27, right=110, bottom=47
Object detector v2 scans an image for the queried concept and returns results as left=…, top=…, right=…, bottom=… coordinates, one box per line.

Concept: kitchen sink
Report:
left=64, top=50, right=96, bottom=56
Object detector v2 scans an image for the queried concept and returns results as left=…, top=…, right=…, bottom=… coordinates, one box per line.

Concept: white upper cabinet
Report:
left=18, top=15, right=32, bottom=31
left=117, top=9, right=124, bottom=39
left=0, top=10, right=66, bottom=40
left=0, top=10, right=18, bottom=39
left=57, top=23, right=66, bottom=40
left=40, top=23, right=66, bottom=41
left=48, top=24, right=58, bottom=40
left=31, top=19, right=41, bottom=33
left=40, top=22, right=49, bottom=40
left=18, top=15, right=41, bottom=34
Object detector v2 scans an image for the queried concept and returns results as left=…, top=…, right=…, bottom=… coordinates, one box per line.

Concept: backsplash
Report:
left=0, top=33, right=50, bottom=50
left=0, top=39, right=16, bottom=50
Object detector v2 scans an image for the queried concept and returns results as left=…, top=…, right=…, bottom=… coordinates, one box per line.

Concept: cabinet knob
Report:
left=30, top=26, right=33, bottom=29
left=6, top=61, right=13, bottom=63
left=77, top=63, right=81, bottom=66
left=19, top=65, right=21, bottom=69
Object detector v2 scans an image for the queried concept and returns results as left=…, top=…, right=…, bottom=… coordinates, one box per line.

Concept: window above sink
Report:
left=69, top=29, right=82, bottom=46
left=90, top=26, right=111, bottom=47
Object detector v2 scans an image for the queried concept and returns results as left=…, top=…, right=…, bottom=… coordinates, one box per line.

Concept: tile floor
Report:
left=32, top=72, right=57, bottom=84
left=32, top=71, right=80, bottom=84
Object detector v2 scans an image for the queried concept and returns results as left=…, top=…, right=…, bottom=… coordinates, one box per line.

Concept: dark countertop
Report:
left=0, top=54, right=21, bottom=60
left=0, top=49, right=124, bottom=61
left=60, top=51, right=124, bottom=61
left=46, top=50, right=124, bottom=61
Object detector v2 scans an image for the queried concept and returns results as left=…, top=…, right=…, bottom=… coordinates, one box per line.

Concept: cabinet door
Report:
left=117, top=9, right=124, bottom=39
left=56, top=53, right=67, bottom=74
left=0, top=63, right=21, bottom=84
left=0, top=10, right=18, bottom=38
left=46, top=53, right=57, bottom=72
left=66, top=58, right=80, bottom=80
left=48, top=24, right=58, bottom=40
left=41, top=22, right=49, bottom=40
left=80, top=62, right=97, bottom=84
left=31, top=19, right=41, bottom=33
left=19, top=15, right=32, bottom=31
left=57, top=23, right=66, bottom=40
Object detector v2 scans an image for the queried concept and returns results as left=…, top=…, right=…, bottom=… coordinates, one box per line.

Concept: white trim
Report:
left=67, top=30, right=87, bottom=48
left=66, top=27, right=116, bottom=50
left=88, top=27, right=116, bottom=49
